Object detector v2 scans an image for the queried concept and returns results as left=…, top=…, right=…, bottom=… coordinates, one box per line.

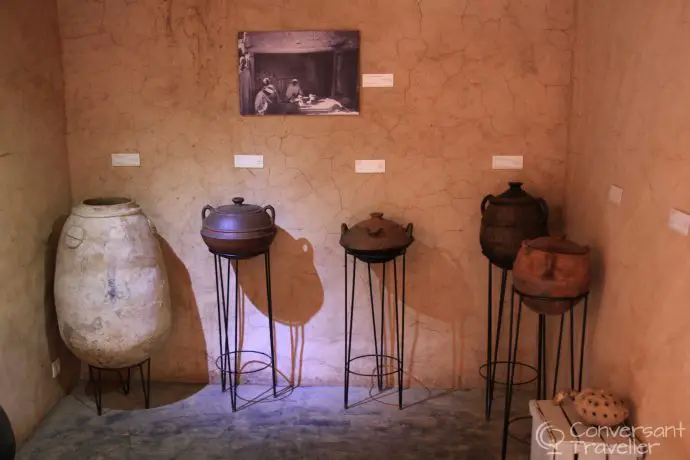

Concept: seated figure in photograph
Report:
left=254, top=77, right=279, bottom=115
left=285, top=78, right=304, bottom=103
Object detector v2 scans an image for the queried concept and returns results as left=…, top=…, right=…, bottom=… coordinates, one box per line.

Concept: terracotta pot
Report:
left=201, top=197, right=277, bottom=258
left=55, top=197, right=172, bottom=369
left=480, top=182, right=549, bottom=270
left=513, top=236, right=590, bottom=315
left=0, top=406, right=15, bottom=460
left=340, top=212, right=414, bottom=263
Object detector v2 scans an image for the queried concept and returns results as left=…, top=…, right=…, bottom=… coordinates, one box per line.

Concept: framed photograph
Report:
left=238, top=30, right=360, bottom=116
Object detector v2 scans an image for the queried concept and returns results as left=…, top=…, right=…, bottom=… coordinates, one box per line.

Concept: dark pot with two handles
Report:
left=340, top=212, right=414, bottom=263
left=201, top=197, right=277, bottom=258
left=480, top=181, right=549, bottom=270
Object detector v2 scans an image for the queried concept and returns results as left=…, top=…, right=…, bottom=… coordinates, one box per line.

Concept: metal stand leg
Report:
left=139, top=359, right=151, bottom=409
left=88, top=366, right=103, bottom=416
left=212, top=252, right=279, bottom=412
left=214, top=256, right=227, bottom=392
left=578, top=295, right=589, bottom=391
left=118, top=368, right=131, bottom=395
left=87, top=359, right=151, bottom=416
left=552, top=315, right=565, bottom=398
left=570, top=305, right=575, bottom=389
left=485, top=261, right=493, bottom=420
left=500, top=292, right=590, bottom=458
left=487, top=266, right=509, bottom=420
left=344, top=255, right=356, bottom=409
left=265, top=251, right=278, bottom=398
left=379, top=263, right=386, bottom=390
left=400, top=252, right=406, bottom=409
left=367, top=263, right=382, bottom=391
left=501, top=290, right=524, bottom=460
left=394, top=255, right=403, bottom=409
left=230, top=259, right=240, bottom=411
left=344, top=252, right=406, bottom=410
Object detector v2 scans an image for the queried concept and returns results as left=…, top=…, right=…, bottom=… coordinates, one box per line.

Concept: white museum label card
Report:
left=608, top=185, right=623, bottom=205
left=669, top=208, right=690, bottom=236
left=492, top=155, right=523, bottom=170
left=111, top=153, right=140, bottom=167
left=362, top=74, right=394, bottom=88
left=234, top=154, right=264, bottom=169
left=355, top=159, right=385, bottom=173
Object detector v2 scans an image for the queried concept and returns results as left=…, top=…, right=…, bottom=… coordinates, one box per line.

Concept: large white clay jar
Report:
left=54, top=197, right=172, bottom=369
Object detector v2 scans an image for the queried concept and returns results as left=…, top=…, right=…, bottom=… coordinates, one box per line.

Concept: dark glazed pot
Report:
left=201, top=197, right=277, bottom=258
left=480, top=181, right=549, bottom=270
left=513, top=236, right=591, bottom=315
left=0, top=406, right=15, bottom=460
left=340, top=212, right=414, bottom=263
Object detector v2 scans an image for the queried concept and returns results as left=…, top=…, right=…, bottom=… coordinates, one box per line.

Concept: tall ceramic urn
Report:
left=54, top=197, right=172, bottom=369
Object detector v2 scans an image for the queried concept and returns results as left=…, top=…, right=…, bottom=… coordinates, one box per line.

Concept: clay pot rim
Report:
left=523, top=236, right=589, bottom=255
left=73, top=196, right=141, bottom=218
left=82, top=197, right=132, bottom=206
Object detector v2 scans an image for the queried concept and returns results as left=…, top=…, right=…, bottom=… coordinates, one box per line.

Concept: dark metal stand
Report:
left=344, top=250, right=407, bottom=410
left=87, top=358, right=151, bottom=416
left=212, top=250, right=277, bottom=412
left=500, top=288, right=590, bottom=460
left=480, top=261, right=537, bottom=421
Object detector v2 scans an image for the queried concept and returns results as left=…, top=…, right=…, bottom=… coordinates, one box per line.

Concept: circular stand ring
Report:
left=214, top=350, right=274, bottom=376
left=479, top=361, right=538, bottom=386
left=347, top=354, right=401, bottom=378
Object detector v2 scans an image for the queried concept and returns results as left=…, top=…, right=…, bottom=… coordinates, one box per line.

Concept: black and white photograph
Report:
left=238, top=31, right=360, bottom=116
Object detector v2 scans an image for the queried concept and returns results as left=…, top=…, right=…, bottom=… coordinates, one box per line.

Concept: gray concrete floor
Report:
left=18, top=380, right=532, bottom=459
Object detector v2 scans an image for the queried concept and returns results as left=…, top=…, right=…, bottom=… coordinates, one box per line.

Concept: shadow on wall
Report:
left=44, top=216, right=80, bottom=393
left=362, top=240, right=473, bottom=390
left=238, top=228, right=324, bottom=387
left=150, top=236, right=209, bottom=386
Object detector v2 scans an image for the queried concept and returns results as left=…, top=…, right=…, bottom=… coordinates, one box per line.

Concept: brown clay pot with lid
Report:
left=340, top=212, right=414, bottom=263
left=480, top=182, right=549, bottom=270
left=201, top=197, right=276, bottom=258
left=513, top=236, right=591, bottom=315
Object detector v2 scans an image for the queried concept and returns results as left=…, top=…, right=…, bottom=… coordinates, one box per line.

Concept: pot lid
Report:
left=201, top=197, right=275, bottom=233
left=523, top=236, right=589, bottom=255
left=213, top=197, right=263, bottom=214
left=340, top=212, right=414, bottom=253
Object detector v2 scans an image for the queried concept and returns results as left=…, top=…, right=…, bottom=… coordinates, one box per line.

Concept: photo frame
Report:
left=238, top=31, right=361, bottom=116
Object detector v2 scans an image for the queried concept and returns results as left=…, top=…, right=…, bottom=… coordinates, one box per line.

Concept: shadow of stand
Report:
left=349, top=240, right=472, bottom=409
left=346, top=368, right=458, bottom=410
left=238, top=227, right=324, bottom=390
left=225, top=364, right=296, bottom=411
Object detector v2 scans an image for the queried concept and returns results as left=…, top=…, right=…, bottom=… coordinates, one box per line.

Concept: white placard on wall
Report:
left=362, top=74, right=395, bottom=88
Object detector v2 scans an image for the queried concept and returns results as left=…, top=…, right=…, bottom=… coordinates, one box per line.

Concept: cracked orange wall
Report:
left=566, top=0, right=690, bottom=457
left=58, top=0, right=573, bottom=388
left=0, top=0, right=78, bottom=445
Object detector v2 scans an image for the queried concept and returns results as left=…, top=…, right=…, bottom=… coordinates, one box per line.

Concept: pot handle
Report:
left=202, top=205, right=215, bottom=220
left=480, top=195, right=494, bottom=215
left=405, top=223, right=414, bottom=238
left=263, top=205, right=276, bottom=225
left=146, top=216, right=158, bottom=235
left=537, top=198, right=549, bottom=223
left=64, top=226, right=84, bottom=249
left=341, top=223, right=349, bottom=235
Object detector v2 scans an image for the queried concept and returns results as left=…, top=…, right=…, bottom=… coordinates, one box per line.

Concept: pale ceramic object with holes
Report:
left=54, top=197, right=172, bottom=369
